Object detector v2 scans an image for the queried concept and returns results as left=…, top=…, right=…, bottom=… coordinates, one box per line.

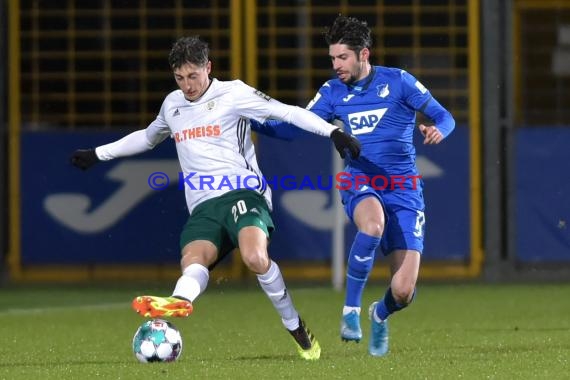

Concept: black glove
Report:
left=70, top=149, right=100, bottom=170
left=330, top=128, right=361, bottom=159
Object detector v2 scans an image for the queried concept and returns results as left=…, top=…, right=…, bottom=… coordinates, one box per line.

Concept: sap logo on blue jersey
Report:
left=348, top=108, right=388, bottom=135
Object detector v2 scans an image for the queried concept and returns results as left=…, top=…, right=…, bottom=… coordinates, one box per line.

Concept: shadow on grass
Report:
left=0, top=359, right=130, bottom=368
left=418, top=326, right=570, bottom=333
left=231, top=353, right=296, bottom=361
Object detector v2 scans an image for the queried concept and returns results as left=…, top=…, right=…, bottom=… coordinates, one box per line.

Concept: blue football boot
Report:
left=340, top=310, right=362, bottom=342
left=368, top=302, right=389, bottom=356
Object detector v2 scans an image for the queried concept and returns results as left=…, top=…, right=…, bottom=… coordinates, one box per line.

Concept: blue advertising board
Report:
left=515, top=127, right=570, bottom=262
left=21, top=131, right=185, bottom=265
left=20, top=127, right=471, bottom=270
left=257, top=126, right=471, bottom=263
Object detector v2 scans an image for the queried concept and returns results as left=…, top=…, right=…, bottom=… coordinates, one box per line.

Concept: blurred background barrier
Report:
left=2, top=0, right=569, bottom=283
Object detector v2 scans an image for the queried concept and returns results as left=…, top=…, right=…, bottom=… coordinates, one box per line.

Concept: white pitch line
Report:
left=0, top=302, right=128, bottom=316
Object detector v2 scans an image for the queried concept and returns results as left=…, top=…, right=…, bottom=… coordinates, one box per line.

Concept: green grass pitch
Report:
left=0, top=282, right=569, bottom=379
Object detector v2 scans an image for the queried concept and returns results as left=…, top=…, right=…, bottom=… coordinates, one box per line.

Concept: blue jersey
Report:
left=251, top=66, right=455, bottom=253
left=252, top=66, right=454, bottom=190
left=305, top=66, right=454, bottom=182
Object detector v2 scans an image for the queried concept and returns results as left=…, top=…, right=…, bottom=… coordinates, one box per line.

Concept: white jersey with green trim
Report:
left=144, top=78, right=334, bottom=214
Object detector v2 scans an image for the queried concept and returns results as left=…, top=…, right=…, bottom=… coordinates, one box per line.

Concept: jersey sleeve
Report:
left=247, top=81, right=336, bottom=141
left=95, top=101, right=171, bottom=160
left=232, top=80, right=336, bottom=137
left=147, top=100, right=174, bottom=144
left=421, top=97, right=455, bottom=138
left=400, top=70, right=455, bottom=139
left=305, top=81, right=335, bottom=121
left=400, top=70, right=433, bottom=110
left=250, top=118, right=311, bottom=141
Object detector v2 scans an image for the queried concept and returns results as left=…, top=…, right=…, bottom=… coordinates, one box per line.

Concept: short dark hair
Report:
left=168, top=36, right=209, bottom=69
left=324, top=15, right=372, bottom=54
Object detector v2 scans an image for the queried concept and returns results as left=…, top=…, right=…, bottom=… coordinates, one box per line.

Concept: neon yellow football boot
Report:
left=288, top=317, right=321, bottom=360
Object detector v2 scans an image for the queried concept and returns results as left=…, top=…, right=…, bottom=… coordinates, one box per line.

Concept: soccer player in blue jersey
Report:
left=251, top=15, right=455, bottom=356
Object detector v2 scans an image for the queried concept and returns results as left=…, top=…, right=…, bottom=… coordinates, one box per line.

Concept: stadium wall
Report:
left=5, top=0, right=570, bottom=282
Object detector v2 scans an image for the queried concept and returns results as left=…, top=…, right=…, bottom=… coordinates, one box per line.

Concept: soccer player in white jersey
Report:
left=70, top=36, right=360, bottom=361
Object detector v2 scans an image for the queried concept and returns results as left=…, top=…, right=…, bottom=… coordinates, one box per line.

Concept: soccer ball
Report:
left=132, top=319, right=183, bottom=363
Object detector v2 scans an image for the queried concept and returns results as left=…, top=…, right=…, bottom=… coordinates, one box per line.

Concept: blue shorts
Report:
left=339, top=176, right=426, bottom=255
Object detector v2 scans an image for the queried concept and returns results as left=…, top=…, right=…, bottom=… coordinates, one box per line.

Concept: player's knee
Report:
left=180, top=249, right=214, bottom=269
left=241, top=249, right=270, bottom=274
left=392, top=286, right=416, bottom=306
left=180, top=241, right=218, bottom=268
left=359, top=219, right=384, bottom=237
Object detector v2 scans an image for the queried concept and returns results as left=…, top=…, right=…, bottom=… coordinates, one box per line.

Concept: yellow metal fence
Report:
left=16, top=0, right=470, bottom=130
left=514, top=0, right=570, bottom=126
left=9, top=0, right=482, bottom=281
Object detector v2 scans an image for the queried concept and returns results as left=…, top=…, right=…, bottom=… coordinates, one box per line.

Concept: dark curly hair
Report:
left=324, top=15, right=372, bottom=55
left=168, top=36, right=209, bottom=69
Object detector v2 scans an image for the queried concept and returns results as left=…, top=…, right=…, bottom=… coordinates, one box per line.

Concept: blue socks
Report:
left=345, top=232, right=381, bottom=307
left=375, top=287, right=416, bottom=320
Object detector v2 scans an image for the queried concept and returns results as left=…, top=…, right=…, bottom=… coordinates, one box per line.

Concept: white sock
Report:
left=172, top=263, right=209, bottom=302
left=343, top=306, right=361, bottom=316
left=257, top=260, right=299, bottom=330
left=373, top=309, right=384, bottom=323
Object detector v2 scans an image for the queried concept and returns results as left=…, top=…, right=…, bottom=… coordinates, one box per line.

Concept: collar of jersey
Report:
left=347, top=65, right=376, bottom=92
